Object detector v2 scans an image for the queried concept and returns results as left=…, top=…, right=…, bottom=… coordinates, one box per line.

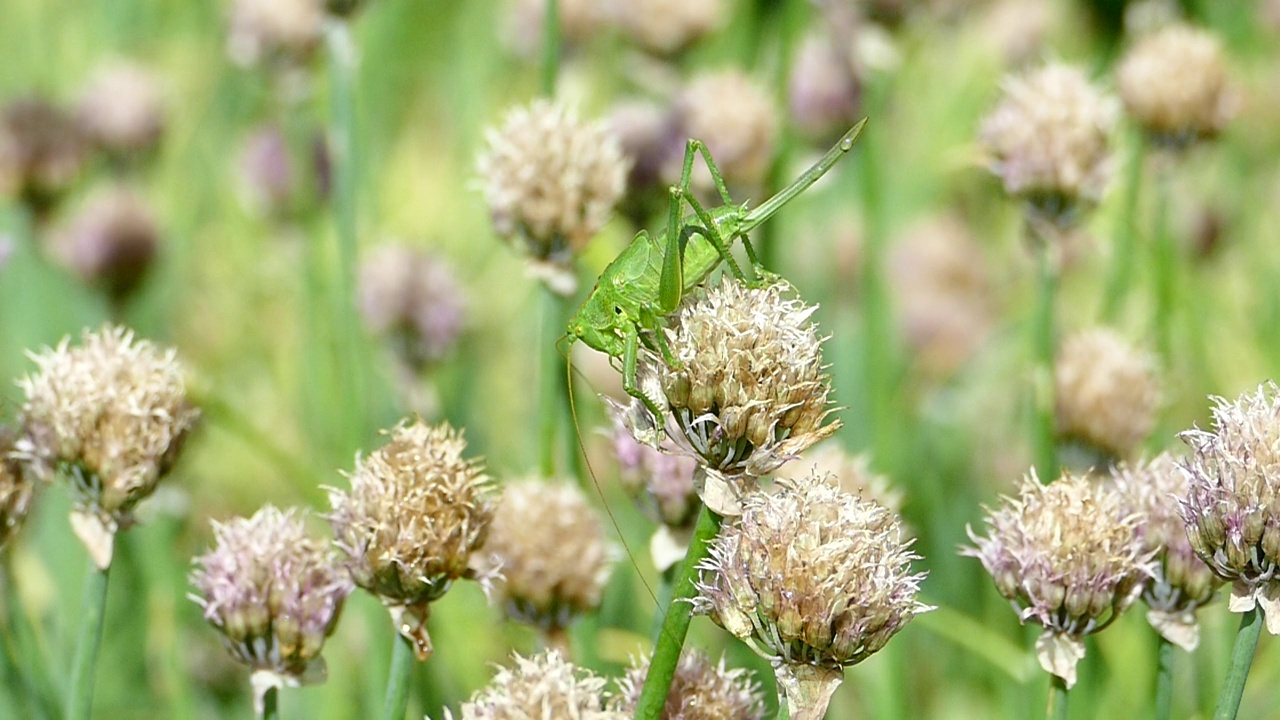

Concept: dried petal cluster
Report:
left=0, top=98, right=88, bottom=213
left=1054, top=328, right=1160, bottom=462
left=674, top=71, right=779, bottom=194
left=477, top=100, right=627, bottom=294
left=1117, top=24, right=1235, bottom=145
left=0, top=426, right=36, bottom=549
left=327, top=420, right=493, bottom=657
left=612, top=0, right=723, bottom=56
left=979, top=63, right=1118, bottom=218
left=614, top=649, right=766, bottom=720
left=1179, top=382, right=1280, bottom=634
left=1113, top=453, right=1221, bottom=650
left=14, top=325, right=198, bottom=567
left=446, top=649, right=625, bottom=720
left=52, top=185, right=160, bottom=303
left=624, top=279, right=839, bottom=514
left=357, top=243, right=467, bottom=369
left=964, top=472, right=1154, bottom=687
left=190, top=506, right=351, bottom=682
left=474, top=478, right=614, bottom=630
left=76, top=62, right=165, bottom=156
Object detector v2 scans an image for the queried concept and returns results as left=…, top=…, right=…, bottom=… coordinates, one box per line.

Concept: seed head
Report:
left=620, top=279, right=839, bottom=515
left=472, top=478, right=614, bottom=631
left=612, top=0, right=723, bottom=56
left=446, top=649, right=625, bottom=720
left=0, top=426, right=36, bottom=550
left=357, top=243, right=467, bottom=370
left=327, top=420, right=493, bottom=658
left=190, top=506, right=351, bottom=698
left=693, top=472, right=928, bottom=719
left=226, top=0, right=323, bottom=67
left=14, top=325, right=198, bottom=568
left=964, top=471, right=1154, bottom=687
left=1117, top=24, right=1235, bottom=146
left=0, top=98, right=88, bottom=216
left=76, top=62, right=165, bottom=157
left=979, top=63, right=1118, bottom=222
left=1054, top=328, right=1160, bottom=463
left=1178, top=382, right=1280, bottom=634
left=674, top=71, right=779, bottom=194
left=1112, top=452, right=1221, bottom=650
left=477, top=100, right=627, bottom=295
left=788, top=35, right=861, bottom=143
left=51, top=185, right=160, bottom=304
left=613, top=649, right=766, bottom=720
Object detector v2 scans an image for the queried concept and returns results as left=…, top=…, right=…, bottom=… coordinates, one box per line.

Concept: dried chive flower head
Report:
left=612, top=0, right=723, bottom=56
left=674, top=71, right=779, bottom=194
left=477, top=100, right=627, bottom=295
left=979, top=63, right=1118, bottom=223
left=0, top=426, right=36, bottom=550
left=1054, top=328, right=1160, bottom=463
left=15, top=325, right=198, bottom=568
left=964, top=472, right=1154, bottom=688
left=446, top=649, right=625, bottom=720
left=1113, top=452, right=1222, bottom=650
left=190, top=506, right=351, bottom=704
left=52, top=185, right=160, bottom=304
left=614, top=649, right=766, bottom=720
left=621, top=279, right=839, bottom=515
left=0, top=98, right=88, bottom=215
left=692, top=472, right=929, bottom=720
left=76, top=62, right=165, bottom=157
left=473, top=478, right=614, bottom=632
left=226, top=0, right=323, bottom=67
left=1179, top=382, right=1280, bottom=634
left=357, top=243, right=467, bottom=370
left=326, top=419, right=493, bottom=659
left=1117, top=24, right=1235, bottom=146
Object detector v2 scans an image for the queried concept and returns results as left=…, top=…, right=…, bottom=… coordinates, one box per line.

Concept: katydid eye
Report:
left=614, top=306, right=623, bottom=315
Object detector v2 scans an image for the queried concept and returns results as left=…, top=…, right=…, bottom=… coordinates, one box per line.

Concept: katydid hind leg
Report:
left=658, top=186, right=685, bottom=314
left=682, top=190, right=750, bottom=282
left=682, top=138, right=734, bottom=207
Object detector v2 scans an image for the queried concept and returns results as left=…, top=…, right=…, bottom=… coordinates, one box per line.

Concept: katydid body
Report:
left=567, top=120, right=866, bottom=425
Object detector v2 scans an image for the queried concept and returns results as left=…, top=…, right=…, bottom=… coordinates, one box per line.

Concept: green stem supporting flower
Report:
left=1046, top=674, right=1068, bottom=720
left=260, top=685, right=279, bottom=720
left=68, top=558, right=111, bottom=720
left=1154, top=634, right=1175, bottom=720
left=1213, top=608, right=1262, bottom=720
left=381, top=634, right=415, bottom=720
left=540, top=0, right=559, bottom=97
left=1030, top=235, right=1059, bottom=482
left=1102, top=134, right=1145, bottom=323
left=634, top=505, right=723, bottom=719
left=1151, top=156, right=1176, bottom=363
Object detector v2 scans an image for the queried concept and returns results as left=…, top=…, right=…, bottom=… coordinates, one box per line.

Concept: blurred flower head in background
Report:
left=1054, top=327, right=1160, bottom=465
left=0, top=98, right=88, bottom=217
left=614, top=649, right=766, bottom=720
left=356, top=242, right=467, bottom=371
left=445, top=649, right=625, bottom=720
left=51, top=185, right=161, bottom=305
left=1117, top=23, right=1236, bottom=147
left=76, top=61, right=166, bottom=158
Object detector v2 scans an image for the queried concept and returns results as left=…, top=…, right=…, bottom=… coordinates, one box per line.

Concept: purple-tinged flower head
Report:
left=0, top=426, right=36, bottom=550
left=964, top=471, right=1155, bottom=687
left=14, top=325, right=198, bottom=568
left=692, top=471, right=929, bottom=720
left=1112, top=452, right=1222, bottom=650
left=471, top=478, right=614, bottom=633
left=190, top=505, right=351, bottom=707
left=1054, top=328, right=1160, bottom=464
left=444, top=649, right=625, bottom=720
left=609, top=414, right=698, bottom=571
left=326, top=419, right=493, bottom=659
left=76, top=62, right=165, bottom=157
left=613, top=649, right=766, bottom=720
left=788, top=35, right=861, bottom=143
left=477, top=100, right=628, bottom=296
left=1178, top=382, right=1280, bottom=634
left=356, top=243, right=467, bottom=371
left=614, top=278, right=839, bottom=516
left=1117, top=24, right=1236, bottom=147
left=979, top=63, right=1118, bottom=226
left=0, top=98, right=88, bottom=218
left=51, top=185, right=160, bottom=304
left=611, top=0, right=723, bottom=56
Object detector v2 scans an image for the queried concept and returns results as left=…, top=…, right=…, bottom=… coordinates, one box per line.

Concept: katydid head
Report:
left=565, top=294, right=627, bottom=358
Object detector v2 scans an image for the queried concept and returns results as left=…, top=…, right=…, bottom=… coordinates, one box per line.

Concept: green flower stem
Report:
left=539, top=286, right=565, bottom=477
left=1030, top=237, right=1059, bottom=482
left=1154, top=634, right=1174, bottom=720
left=1213, top=608, right=1262, bottom=720
left=634, top=505, right=722, bottom=719
left=1047, top=674, right=1068, bottom=720
left=859, top=73, right=893, bottom=466
left=540, top=0, right=559, bottom=96
left=68, top=559, right=111, bottom=720
left=260, top=685, right=279, bottom=720
left=1102, top=134, right=1145, bottom=322
left=1151, top=156, right=1175, bottom=362
left=381, top=634, right=416, bottom=720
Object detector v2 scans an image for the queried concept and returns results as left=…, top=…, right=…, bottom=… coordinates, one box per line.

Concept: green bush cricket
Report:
left=565, top=119, right=866, bottom=430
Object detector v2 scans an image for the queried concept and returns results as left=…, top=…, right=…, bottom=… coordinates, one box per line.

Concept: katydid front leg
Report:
left=621, top=321, right=668, bottom=438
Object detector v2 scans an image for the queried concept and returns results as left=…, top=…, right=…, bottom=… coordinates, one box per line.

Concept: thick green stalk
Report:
left=859, top=75, right=893, bottom=466
left=260, top=685, right=279, bottom=720
left=1102, top=136, right=1145, bottom=322
left=539, top=286, right=563, bottom=478
left=1213, top=608, right=1262, bottom=720
left=1046, top=674, right=1068, bottom=720
left=540, top=0, right=559, bottom=96
left=1154, top=634, right=1174, bottom=720
left=634, top=506, right=722, bottom=719
left=1030, top=238, right=1059, bottom=481
left=1151, top=157, right=1175, bottom=362
left=381, top=634, right=416, bottom=720
left=68, top=559, right=111, bottom=720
